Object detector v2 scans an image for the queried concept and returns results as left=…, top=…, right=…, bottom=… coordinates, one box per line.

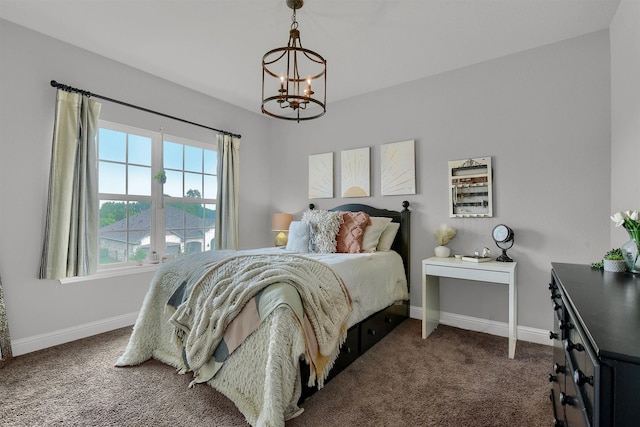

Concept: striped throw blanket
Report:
left=167, top=253, right=352, bottom=388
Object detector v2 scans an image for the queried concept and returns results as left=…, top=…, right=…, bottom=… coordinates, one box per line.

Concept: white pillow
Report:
left=376, top=222, right=400, bottom=252
left=286, top=221, right=311, bottom=253
left=302, top=210, right=343, bottom=253
left=361, top=217, right=392, bottom=252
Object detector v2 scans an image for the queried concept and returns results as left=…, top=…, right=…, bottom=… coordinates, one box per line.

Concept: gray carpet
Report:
left=0, top=319, right=552, bottom=426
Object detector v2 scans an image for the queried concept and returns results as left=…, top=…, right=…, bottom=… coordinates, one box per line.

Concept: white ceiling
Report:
left=0, top=0, right=620, bottom=115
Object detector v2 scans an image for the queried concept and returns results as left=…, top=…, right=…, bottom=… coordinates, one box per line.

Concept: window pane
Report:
left=164, top=170, right=182, bottom=197
left=203, top=175, right=217, bottom=199
left=166, top=202, right=185, bottom=230
left=127, top=201, right=152, bottom=231
left=99, top=162, right=126, bottom=194
left=99, top=128, right=126, bottom=162
left=128, top=134, right=151, bottom=166
left=204, top=149, right=217, bottom=174
left=128, top=165, right=151, bottom=196
left=164, top=140, right=183, bottom=170
left=184, top=172, right=202, bottom=198
left=185, top=145, right=202, bottom=173
left=98, top=200, right=151, bottom=265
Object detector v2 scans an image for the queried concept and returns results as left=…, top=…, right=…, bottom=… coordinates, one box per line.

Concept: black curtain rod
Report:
left=50, top=80, right=241, bottom=139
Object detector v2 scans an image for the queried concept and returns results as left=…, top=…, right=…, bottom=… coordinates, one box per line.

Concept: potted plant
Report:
left=434, top=224, right=457, bottom=257
left=154, top=170, right=167, bottom=184
left=592, top=248, right=627, bottom=272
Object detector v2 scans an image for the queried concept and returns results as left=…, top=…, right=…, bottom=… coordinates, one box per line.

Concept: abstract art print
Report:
left=381, top=140, right=416, bottom=196
left=341, top=147, right=370, bottom=197
left=308, top=152, right=334, bottom=199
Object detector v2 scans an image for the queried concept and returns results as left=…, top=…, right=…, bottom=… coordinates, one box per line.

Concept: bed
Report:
left=116, top=202, right=411, bottom=427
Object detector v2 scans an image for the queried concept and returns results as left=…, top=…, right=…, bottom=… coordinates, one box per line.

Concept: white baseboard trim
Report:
left=409, top=305, right=551, bottom=347
left=13, top=306, right=551, bottom=356
left=11, top=312, right=138, bottom=356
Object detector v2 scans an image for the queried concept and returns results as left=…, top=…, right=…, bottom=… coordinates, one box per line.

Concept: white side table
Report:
left=422, top=257, right=518, bottom=359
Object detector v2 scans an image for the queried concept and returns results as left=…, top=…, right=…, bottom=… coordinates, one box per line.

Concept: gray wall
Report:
left=0, top=19, right=272, bottom=349
left=610, top=0, right=640, bottom=246
left=269, top=30, right=612, bottom=332
left=0, top=17, right=621, bottom=352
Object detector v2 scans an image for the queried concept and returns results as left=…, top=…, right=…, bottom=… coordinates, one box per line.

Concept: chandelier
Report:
left=262, top=0, right=326, bottom=122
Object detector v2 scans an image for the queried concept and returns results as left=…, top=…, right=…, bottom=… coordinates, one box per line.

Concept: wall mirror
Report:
left=0, top=275, right=12, bottom=367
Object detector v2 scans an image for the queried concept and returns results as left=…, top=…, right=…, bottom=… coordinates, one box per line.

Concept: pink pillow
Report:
left=336, top=212, right=371, bottom=253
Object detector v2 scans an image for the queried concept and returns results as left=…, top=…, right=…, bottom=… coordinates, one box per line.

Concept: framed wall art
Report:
left=380, top=139, right=416, bottom=196
left=341, top=147, right=370, bottom=197
left=308, top=152, right=334, bottom=199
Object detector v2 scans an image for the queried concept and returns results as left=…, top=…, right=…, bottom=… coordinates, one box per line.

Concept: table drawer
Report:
left=425, top=264, right=510, bottom=284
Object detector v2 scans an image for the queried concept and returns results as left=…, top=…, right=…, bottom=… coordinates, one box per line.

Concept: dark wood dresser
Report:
left=549, top=263, right=640, bottom=427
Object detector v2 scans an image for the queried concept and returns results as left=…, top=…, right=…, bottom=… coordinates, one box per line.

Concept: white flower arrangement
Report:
left=434, top=224, right=457, bottom=246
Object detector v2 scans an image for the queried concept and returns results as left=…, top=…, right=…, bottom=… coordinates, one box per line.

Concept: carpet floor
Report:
left=0, top=319, right=552, bottom=426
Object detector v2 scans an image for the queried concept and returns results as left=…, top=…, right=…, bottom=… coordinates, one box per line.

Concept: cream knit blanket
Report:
left=168, top=253, right=352, bottom=384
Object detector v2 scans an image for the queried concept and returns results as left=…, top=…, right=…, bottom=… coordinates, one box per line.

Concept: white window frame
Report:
left=97, top=120, right=217, bottom=271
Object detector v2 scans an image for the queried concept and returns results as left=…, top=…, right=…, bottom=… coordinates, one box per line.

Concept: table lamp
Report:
left=272, top=213, right=293, bottom=247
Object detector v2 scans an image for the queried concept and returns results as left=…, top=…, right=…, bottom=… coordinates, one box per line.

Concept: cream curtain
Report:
left=0, top=274, right=11, bottom=367
left=214, top=134, right=240, bottom=250
left=39, top=90, right=102, bottom=279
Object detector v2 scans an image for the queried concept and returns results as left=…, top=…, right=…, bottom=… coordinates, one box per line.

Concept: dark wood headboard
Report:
left=308, top=201, right=411, bottom=288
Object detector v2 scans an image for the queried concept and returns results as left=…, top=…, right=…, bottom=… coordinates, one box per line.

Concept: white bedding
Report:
left=116, top=247, right=408, bottom=427
left=284, top=249, right=408, bottom=327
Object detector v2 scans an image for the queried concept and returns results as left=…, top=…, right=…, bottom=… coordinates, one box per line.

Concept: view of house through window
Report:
left=98, top=121, right=217, bottom=267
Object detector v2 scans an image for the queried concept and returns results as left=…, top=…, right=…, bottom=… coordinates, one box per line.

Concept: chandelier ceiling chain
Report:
left=261, top=0, right=327, bottom=122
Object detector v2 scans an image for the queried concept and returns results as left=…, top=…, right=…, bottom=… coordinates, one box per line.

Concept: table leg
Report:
left=508, top=272, right=517, bottom=359
left=422, top=273, right=440, bottom=339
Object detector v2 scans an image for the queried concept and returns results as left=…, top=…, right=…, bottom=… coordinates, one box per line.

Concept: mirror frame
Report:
left=0, top=275, right=12, bottom=367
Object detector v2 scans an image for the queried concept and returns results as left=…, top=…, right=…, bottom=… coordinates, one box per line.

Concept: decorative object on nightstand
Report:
left=272, top=213, right=293, bottom=247
left=611, top=210, right=640, bottom=273
left=433, top=223, right=456, bottom=257
left=492, top=224, right=514, bottom=262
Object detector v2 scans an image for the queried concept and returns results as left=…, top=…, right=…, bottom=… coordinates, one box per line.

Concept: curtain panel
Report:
left=214, top=134, right=240, bottom=250
left=39, top=90, right=102, bottom=279
left=0, top=274, right=11, bottom=367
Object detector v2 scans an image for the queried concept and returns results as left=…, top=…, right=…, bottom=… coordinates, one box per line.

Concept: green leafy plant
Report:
left=154, top=170, right=167, bottom=184
left=591, top=248, right=624, bottom=269
left=604, top=248, right=624, bottom=260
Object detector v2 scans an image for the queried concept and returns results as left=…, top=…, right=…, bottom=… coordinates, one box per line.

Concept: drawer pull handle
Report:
left=553, top=302, right=561, bottom=311
left=559, top=392, right=574, bottom=406
left=548, top=373, right=558, bottom=383
left=554, top=363, right=566, bottom=374
left=558, top=320, right=573, bottom=330
left=368, top=329, right=376, bottom=336
left=573, top=369, right=594, bottom=387
left=549, top=331, right=558, bottom=340
left=384, top=316, right=393, bottom=324
left=564, top=339, right=585, bottom=352
left=342, top=346, right=352, bottom=355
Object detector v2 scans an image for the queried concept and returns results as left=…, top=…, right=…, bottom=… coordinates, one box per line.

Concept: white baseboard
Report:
left=11, top=312, right=139, bottom=356
left=12, top=306, right=551, bottom=357
left=409, top=305, right=551, bottom=347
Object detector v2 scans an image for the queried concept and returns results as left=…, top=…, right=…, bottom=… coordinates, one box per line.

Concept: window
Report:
left=97, top=121, right=216, bottom=267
